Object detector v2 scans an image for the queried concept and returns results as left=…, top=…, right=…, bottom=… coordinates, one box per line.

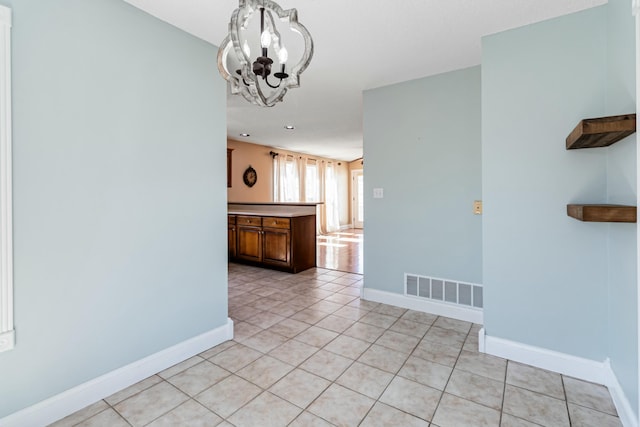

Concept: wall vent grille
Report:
left=405, top=273, right=483, bottom=309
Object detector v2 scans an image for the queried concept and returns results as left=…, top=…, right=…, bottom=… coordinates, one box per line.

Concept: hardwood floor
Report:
left=316, top=228, right=363, bottom=274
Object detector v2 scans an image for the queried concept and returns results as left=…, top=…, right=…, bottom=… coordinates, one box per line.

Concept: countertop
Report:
left=228, top=202, right=318, bottom=218
left=228, top=210, right=315, bottom=218
left=227, top=202, right=322, bottom=206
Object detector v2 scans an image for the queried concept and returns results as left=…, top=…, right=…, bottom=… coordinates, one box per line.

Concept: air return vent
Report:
left=405, top=273, right=483, bottom=309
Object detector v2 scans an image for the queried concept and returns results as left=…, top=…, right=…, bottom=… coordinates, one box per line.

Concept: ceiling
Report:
left=124, top=0, right=607, bottom=161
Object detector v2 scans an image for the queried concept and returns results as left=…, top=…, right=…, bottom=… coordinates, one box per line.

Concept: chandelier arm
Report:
left=264, top=75, right=282, bottom=89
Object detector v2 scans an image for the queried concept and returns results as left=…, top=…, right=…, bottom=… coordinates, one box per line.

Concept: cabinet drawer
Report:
left=228, top=215, right=236, bottom=225
left=263, top=217, right=291, bottom=229
left=237, top=216, right=262, bottom=227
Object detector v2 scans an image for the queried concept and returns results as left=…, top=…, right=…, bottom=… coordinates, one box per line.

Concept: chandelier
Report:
left=217, top=0, right=314, bottom=107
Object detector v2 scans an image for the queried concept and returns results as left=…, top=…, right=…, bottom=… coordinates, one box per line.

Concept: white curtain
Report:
left=317, top=160, right=340, bottom=234
left=324, top=161, right=340, bottom=233
left=317, top=161, right=327, bottom=234
left=273, top=154, right=301, bottom=202
left=273, top=154, right=340, bottom=234
left=297, top=156, right=307, bottom=202
left=304, top=159, right=319, bottom=202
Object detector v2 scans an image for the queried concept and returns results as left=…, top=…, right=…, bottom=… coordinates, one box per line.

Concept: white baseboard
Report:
left=480, top=329, right=637, bottom=427
left=604, top=359, right=638, bottom=427
left=481, top=330, right=608, bottom=383
left=362, top=288, right=483, bottom=324
left=0, top=318, right=234, bottom=427
left=339, top=224, right=353, bottom=231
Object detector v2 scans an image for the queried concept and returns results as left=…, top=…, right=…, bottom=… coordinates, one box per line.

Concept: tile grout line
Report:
left=499, top=359, right=509, bottom=427
left=562, top=375, right=573, bottom=426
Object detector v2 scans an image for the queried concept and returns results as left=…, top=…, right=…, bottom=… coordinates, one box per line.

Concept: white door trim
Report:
left=351, top=169, right=363, bottom=229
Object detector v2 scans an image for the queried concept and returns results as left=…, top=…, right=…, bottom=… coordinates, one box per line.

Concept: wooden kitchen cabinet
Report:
left=236, top=216, right=262, bottom=263
left=262, top=217, right=291, bottom=268
left=228, top=215, right=237, bottom=258
left=228, top=213, right=315, bottom=273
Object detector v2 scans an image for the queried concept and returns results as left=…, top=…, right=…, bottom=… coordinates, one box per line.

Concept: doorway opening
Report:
left=315, top=167, right=364, bottom=274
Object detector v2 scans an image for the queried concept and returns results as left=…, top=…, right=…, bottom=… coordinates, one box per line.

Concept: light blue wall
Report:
left=483, top=1, right=638, bottom=415
left=605, top=0, right=638, bottom=414
left=483, top=5, right=610, bottom=361
left=363, top=66, right=482, bottom=292
left=0, top=0, right=227, bottom=418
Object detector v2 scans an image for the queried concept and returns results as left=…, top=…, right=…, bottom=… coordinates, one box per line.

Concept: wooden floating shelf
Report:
left=567, top=204, right=637, bottom=223
left=566, top=114, right=636, bottom=149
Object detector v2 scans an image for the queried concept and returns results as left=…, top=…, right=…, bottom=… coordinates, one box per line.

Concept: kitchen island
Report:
left=228, top=203, right=318, bottom=273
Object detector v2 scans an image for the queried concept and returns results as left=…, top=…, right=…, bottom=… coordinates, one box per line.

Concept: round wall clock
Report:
left=243, top=166, right=257, bottom=187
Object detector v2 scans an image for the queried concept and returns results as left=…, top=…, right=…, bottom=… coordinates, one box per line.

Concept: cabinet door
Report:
left=228, top=215, right=237, bottom=259
left=237, top=226, right=262, bottom=262
left=228, top=225, right=237, bottom=259
left=262, top=227, right=291, bottom=267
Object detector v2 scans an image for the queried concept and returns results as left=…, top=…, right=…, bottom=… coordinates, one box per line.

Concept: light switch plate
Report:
left=473, top=200, right=483, bottom=215
left=373, top=188, right=384, bottom=199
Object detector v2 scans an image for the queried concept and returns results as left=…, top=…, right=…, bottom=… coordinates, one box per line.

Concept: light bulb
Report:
left=243, top=40, right=251, bottom=58
left=260, top=31, right=272, bottom=49
left=278, top=47, right=288, bottom=64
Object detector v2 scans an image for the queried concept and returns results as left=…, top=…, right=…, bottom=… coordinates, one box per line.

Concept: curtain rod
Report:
left=270, top=150, right=341, bottom=165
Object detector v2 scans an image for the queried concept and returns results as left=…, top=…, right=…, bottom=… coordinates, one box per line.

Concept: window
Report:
left=0, top=5, right=13, bottom=353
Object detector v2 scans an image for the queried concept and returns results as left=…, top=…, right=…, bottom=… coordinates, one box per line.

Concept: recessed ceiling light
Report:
left=239, top=133, right=250, bottom=137
left=284, top=125, right=295, bottom=130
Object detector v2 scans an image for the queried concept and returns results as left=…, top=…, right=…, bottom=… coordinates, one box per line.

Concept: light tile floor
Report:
left=51, top=264, right=622, bottom=427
